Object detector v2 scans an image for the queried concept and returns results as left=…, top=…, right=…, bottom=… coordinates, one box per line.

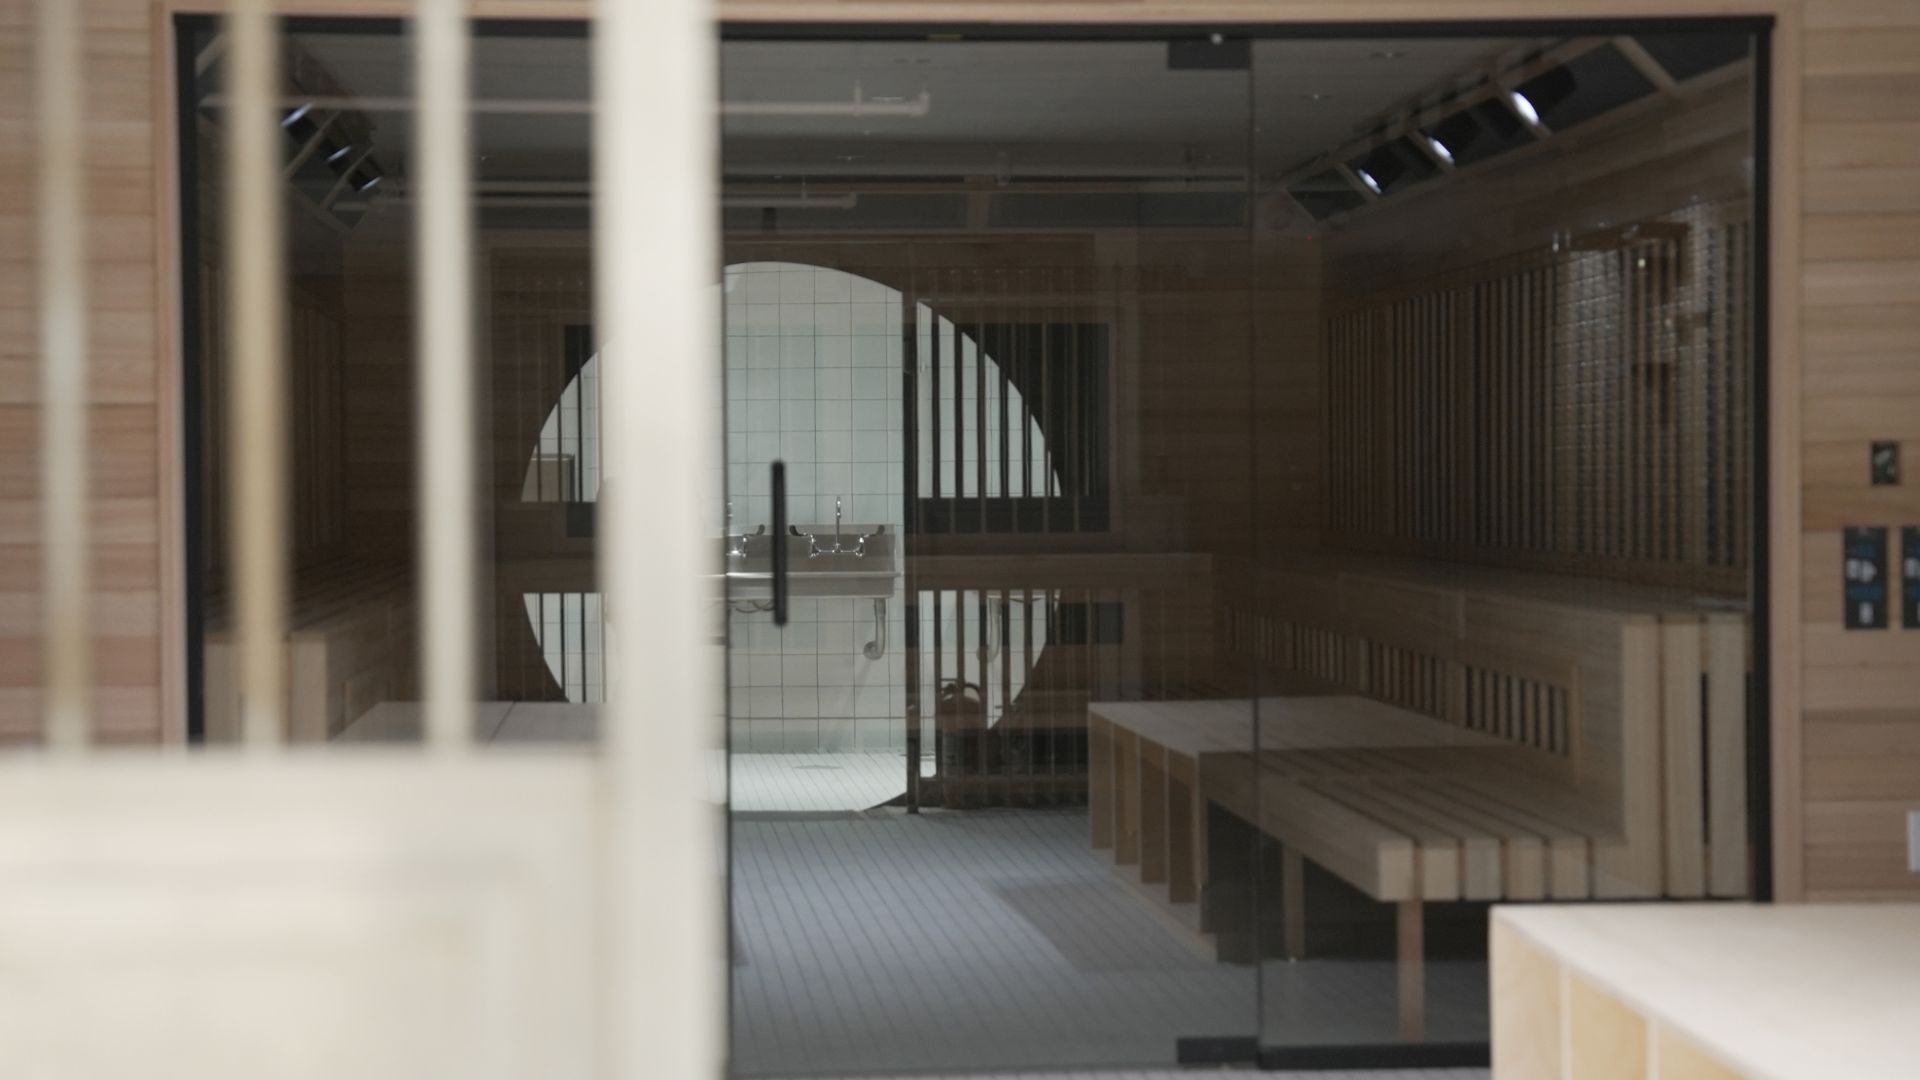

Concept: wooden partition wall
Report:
left=1325, top=198, right=1754, bottom=595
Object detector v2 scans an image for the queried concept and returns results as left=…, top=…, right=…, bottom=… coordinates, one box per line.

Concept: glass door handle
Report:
left=770, top=460, right=789, bottom=626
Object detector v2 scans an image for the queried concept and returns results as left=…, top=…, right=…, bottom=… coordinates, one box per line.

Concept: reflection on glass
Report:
left=1249, top=30, right=1758, bottom=1058
left=181, top=18, right=1762, bottom=1075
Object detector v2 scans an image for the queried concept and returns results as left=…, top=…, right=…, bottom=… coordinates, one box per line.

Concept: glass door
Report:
left=720, top=32, right=1262, bottom=1075
left=1248, top=26, right=1762, bottom=1065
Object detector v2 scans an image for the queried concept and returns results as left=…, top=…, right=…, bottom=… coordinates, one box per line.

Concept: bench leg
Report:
left=1282, top=845, right=1305, bottom=961
left=1398, top=899, right=1425, bottom=1042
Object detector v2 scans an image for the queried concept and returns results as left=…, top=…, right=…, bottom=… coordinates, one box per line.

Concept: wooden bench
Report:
left=1090, top=555, right=1751, bottom=1041
left=203, top=561, right=415, bottom=742
left=1216, top=555, right=1753, bottom=901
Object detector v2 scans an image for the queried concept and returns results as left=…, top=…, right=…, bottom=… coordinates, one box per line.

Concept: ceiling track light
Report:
left=1510, top=65, right=1577, bottom=132
left=1509, top=89, right=1542, bottom=127
left=1277, top=37, right=1614, bottom=207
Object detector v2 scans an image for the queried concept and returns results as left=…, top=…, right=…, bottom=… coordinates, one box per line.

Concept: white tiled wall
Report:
left=725, top=264, right=908, bottom=752
left=723, top=262, right=1056, bottom=754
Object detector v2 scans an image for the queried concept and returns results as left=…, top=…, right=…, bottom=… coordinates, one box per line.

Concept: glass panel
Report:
left=178, top=15, right=1763, bottom=1071
left=721, top=34, right=1260, bottom=1075
left=1249, top=29, right=1760, bottom=1056
left=186, top=19, right=603, bottom=745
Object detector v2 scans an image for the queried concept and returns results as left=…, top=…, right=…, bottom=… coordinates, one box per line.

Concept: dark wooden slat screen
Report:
left=1324, top=200, right=1752, bottom=594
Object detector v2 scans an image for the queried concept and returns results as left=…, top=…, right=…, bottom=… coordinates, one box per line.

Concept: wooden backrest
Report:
left=1219, top=553, right=1752, bottom=898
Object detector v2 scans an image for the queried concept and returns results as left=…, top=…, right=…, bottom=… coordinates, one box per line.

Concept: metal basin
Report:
left=723, top=529, right=896, bottom=600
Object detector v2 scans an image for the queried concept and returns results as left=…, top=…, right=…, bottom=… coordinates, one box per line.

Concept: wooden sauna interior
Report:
left=190, top=29, right=1760, bottom=935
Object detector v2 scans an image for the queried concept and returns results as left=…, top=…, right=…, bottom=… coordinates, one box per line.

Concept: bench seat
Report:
left=203, top=560, right=414, bottom=742
left=1090, top=679, right=1740, bottom=1042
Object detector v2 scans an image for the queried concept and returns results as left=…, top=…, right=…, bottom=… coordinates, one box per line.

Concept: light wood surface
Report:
left=202, top=561, right=415, bottom=743
left=0, top=753, right=600, bottom=1080
left=1220, top=552, right=1753, bottom=899
left=1093, top=679, right=1741, bottom=1042
left=1495, top=903, right=1920, bottom=1079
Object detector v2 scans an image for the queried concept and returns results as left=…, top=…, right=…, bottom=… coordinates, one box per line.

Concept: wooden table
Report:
left=1091, top=695, right=1692, bottom=1042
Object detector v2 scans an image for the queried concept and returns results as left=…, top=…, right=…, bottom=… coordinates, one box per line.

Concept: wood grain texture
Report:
left=1496, top=903, right=1920, bottom=1079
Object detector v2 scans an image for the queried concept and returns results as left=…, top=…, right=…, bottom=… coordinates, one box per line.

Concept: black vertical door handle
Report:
left=770, top=460, right=788, bottom=626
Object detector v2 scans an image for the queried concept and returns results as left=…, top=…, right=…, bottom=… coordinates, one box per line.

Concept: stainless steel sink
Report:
left=723, top=527, right=895, bottom=600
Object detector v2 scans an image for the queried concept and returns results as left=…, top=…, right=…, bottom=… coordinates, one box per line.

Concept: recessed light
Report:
left=1356, top=168, right=1382, bottom=195
left=1425, top=135, right=1455, bottom=164
left=1370, top=49, right=1408, bottom=60
left=1301, top=91, right=1334, bottom=102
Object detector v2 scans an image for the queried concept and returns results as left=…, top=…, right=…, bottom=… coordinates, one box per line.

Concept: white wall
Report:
left=722, top=262, right=1053, bottom=755
left=725, top=263, right=907, bottom=752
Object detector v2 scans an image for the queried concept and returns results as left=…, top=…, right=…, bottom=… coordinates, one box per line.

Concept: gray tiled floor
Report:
left=731, top=807, right=1486, bottom=1077
left=791, top=1068, right=1482, bottom=1076
left=791, top=1073, right=1488, bottom=1080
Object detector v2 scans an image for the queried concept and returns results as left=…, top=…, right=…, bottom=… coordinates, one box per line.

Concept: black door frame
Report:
left=173, top=12, right=1774, bottom=1072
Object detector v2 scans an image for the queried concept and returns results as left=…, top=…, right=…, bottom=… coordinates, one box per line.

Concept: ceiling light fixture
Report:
left=1512, top=66, right=1579, bottom=129
left=281, top=101, right=314, bottom=127
left=1425, top=134, right=1455, bottom=164
left=1370, top=49, right=1408, bottom=60
left=1433, top=110, right=1485, bottom=149
left=1509, top=89, right=1542, bottom=126
left=1301, top=91, right=1333, bottom=102
left=1355, top=168, right=1382, bottom=195
left=326, top=143, right=353, bottom=165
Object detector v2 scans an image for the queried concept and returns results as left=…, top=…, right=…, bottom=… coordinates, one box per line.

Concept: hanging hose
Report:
left=863, top=597, right=888, bottom=660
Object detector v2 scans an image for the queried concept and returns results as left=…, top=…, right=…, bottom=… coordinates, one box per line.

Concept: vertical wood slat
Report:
left=227, top=0, right=289, bottom=747
left=595, top=0, right=723, bottom=1075
left=36, top=0, right=90, bottom=749
left=416, top=0, right=475, bottom=750
left=1661, top=617, right=1707, bottom=897
left=1706, top=614, right=1750, bottom=897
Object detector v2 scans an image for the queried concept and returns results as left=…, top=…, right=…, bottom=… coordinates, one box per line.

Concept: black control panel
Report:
left=1844, top=526, right=1889, bottom=630
left=1904, top=526, right=1920, bottom=630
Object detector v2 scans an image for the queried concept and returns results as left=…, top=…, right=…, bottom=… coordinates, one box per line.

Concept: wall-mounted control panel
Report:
left=1909, top=809, right=1920, bottom=874
left=1844, top=526, right=1889, bottom=630
left=1905, top=527, right=1920, bottom=630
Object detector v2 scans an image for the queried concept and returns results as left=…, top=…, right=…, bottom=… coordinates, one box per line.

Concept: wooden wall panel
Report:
left=0, top=0, right=1906, bottom=898
left=1800, top=0, right=1920, bottom=901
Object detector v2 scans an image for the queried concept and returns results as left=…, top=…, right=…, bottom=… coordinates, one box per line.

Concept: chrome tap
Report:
left=726, top=523, right=764, bottom=559
left=789, top=496, right=884, bottom=558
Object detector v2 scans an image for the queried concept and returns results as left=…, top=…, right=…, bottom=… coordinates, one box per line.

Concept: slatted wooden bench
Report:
left=204, top=560, right=415, bottom=742
left=1091, top=556, right=1751, bottom=1041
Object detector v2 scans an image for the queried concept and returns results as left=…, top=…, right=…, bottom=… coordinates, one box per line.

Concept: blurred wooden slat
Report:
left=35, top=0, right=90, bottom=749
left=224, top=0, right=287, bottom=747
left=415, top=0, right=476, bottom=750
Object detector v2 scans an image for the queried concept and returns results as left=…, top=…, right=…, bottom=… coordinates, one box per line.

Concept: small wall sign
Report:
left=1872, top=442, right=1901, bottom=486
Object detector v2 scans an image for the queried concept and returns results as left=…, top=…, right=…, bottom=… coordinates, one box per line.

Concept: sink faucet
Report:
left=789, top=496, right=885, bottom=558
left=726, top=523, right=764, bottom=559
